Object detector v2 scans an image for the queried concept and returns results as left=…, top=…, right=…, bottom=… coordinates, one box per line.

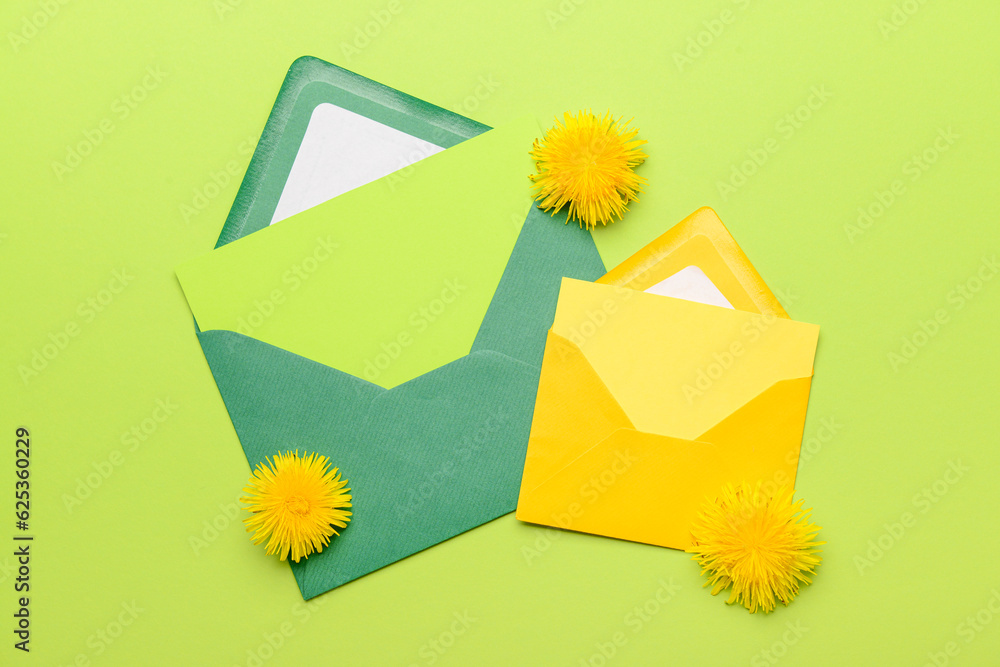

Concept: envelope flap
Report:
left=552, top=278, right=819, bottom=439
left=516, top=331, right=634, bottom=503
left=598, top=207, right=788, bottom=317
left=197, top=329, right=385, bottom=450
left=198, top=327, right=543, bottom=598
left=698, top=376, right=814, bottom=481
left=176, top=117, right=540, bottom=389
left=291, top=347, right=543, bottom=597
left=518, top=427, right=737, bottom=550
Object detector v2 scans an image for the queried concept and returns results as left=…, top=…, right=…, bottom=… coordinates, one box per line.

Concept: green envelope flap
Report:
left=194, top=209, right=605, bottom=597
left=177, top=117, right=540, bottom=390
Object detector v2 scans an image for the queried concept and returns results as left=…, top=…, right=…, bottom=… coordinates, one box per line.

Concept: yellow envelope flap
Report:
left=516, top=330, right=635, bottom=505
left=597, top=207, right=788, bottom=318
left=699, top=375, right=814, bottom=485
left=551, top=278, right=818, bottom=440
left=517, top=428, right=737, bottom=550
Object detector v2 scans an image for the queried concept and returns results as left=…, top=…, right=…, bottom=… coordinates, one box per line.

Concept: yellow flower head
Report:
left=687, top=482, right=823, bottom=613
left=241, top=451, right=352, bottom=562
left=530, top=110, right=647, bottom=230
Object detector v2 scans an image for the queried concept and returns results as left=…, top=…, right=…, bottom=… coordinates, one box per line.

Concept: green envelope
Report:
left=176, top=117, right=606, bottom=598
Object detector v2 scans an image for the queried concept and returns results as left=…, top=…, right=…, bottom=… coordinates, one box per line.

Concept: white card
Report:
left=643, top=265, right=734, bottom=309
left=270, top=103, right=443, bottom=224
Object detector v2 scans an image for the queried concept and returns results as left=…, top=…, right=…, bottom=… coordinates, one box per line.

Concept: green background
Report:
left=2, top=0, right=998, bottom=664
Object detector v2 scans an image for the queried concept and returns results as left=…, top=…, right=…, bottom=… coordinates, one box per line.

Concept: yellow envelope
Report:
left=515, top=208, right=819, bottom=550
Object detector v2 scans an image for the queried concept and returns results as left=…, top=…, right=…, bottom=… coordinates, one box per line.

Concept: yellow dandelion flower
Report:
left=529, top=110, right=647, bottom=230
left=241, top=451, right=352, bottom=562
left=687, top=482, right=823, bottom=613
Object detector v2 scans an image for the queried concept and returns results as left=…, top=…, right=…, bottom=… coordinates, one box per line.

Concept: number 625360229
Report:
left=15, top=428, right=30, bottom=527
